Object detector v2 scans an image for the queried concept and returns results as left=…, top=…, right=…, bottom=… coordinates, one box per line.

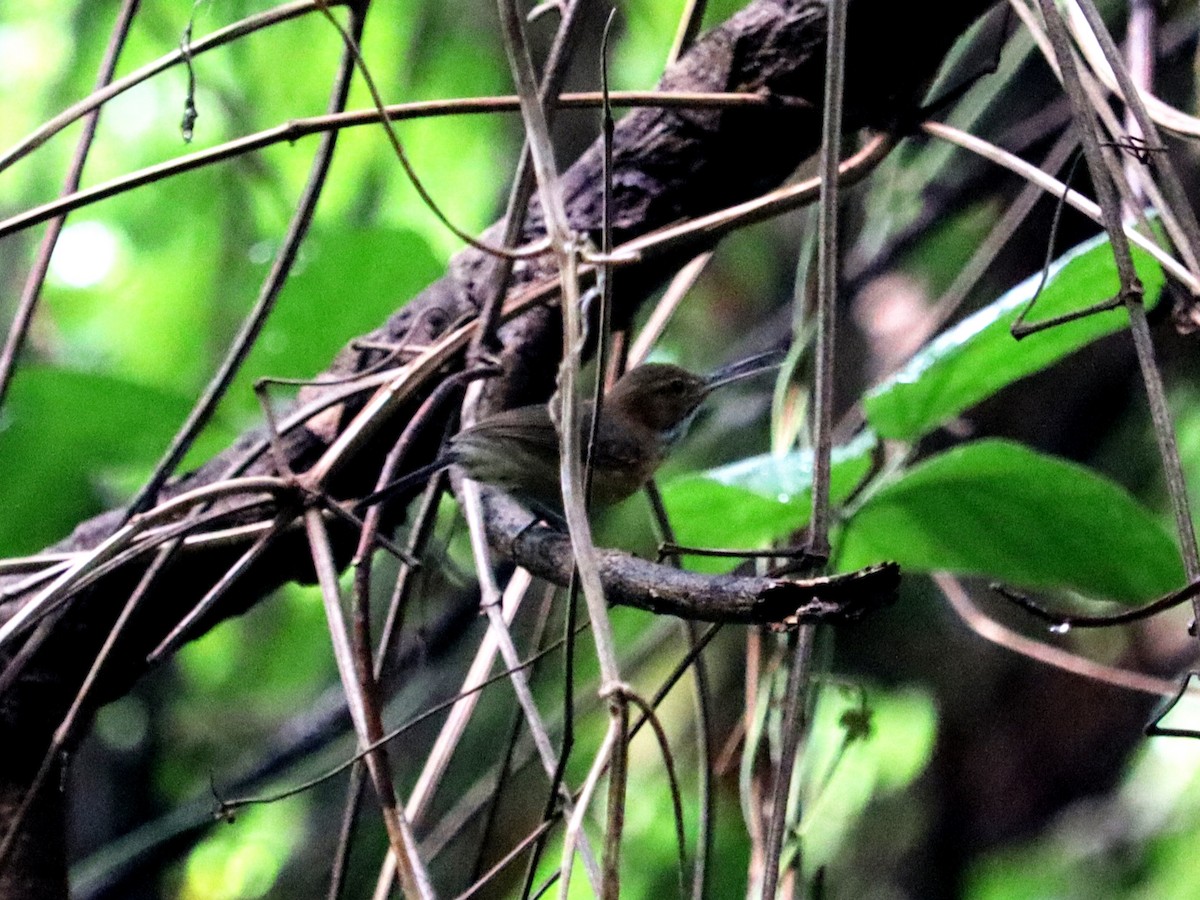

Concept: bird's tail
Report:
left=355, top=455, right=454, bottom=514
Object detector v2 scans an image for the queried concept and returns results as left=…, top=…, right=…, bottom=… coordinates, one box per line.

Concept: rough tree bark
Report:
left=0, top=1, right=993, bottom=895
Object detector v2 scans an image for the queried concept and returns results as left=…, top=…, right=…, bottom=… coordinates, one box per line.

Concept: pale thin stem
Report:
left=0, top=535, right=176, bottom=872
left=459, top=479, right=601, bottom=889
left=761, top=625, right=816, bottom=900
left=557, top=722, right=618, bottom=900
left=303, top=508, right=436, bottom=900
left=762, top=1, right=847, bottom=895
left=146, top=512, right=289, bottom=663
left=494, top=2, right=626, bottom=887
left=0, top=476, right=289, bottom=651
left=1011, top=0, right=1200, bottom=285
left=327, top=469, right=445, bottom=900
left=408, top=568, right=532, bottom=824
left=470, top=0, right=589, bottom=356
left=1121, top=0, right=1155, bottom=208
left=371, top=569, right=533, bottom=898
left=627, top=251, right=714, bottom=367
left=1061, top=0, right=1200, bottom=139
left=1067, top=0, right=1200, bottom=286
left=668, top=0, right=708, bottom=65
left=601, top=692, right=629, bottom=900
left=495, top=0, right=618, bottom=688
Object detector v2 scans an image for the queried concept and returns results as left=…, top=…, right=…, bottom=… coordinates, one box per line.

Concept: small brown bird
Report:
left=361, top=352, right=782, bottom=517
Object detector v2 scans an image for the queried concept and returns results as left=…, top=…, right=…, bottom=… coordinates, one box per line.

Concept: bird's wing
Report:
left=456, top=405, right=561, bottom=451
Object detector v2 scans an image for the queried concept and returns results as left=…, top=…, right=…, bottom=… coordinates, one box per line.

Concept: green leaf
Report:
left=864, top=232, right=1166, bottom=441
left=0, top=368, right=234, bottom=555
left=838, top=439, right=1184, bottom=601
left=661, top=432, right=876, bottom=571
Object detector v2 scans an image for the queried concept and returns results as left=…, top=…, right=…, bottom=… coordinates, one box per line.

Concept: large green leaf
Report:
left=661, top=432, right=876, bottom=571
left=864, top=233, right=1165, bottom=441
left=0, top=368, right=234, bottom=555
left=838, top=439, right=1184, bottom=601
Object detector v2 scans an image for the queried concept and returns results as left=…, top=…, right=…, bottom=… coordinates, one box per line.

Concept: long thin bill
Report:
left=704, top=348, right=788, bottom=390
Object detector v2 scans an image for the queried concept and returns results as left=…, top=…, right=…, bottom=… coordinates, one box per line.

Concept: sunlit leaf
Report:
left=662, top=432, right=876, bottom=571
left=837, top=439, right=1185, bottom=601
left=864, top=232, right=1166, bottom=441
left=797, top=686, right=937, bottom=871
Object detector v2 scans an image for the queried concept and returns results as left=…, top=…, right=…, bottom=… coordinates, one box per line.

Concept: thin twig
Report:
left=0, top=0, right=140, bottom=410
left=0, top=536, right=177, bottom=872
left=627, top=251, right=714, bottom=367
left=0, top=91, right=806, bottom=243
left=558, top=721, right=618, bottom=899
left=219, top=623, right=585, bottom=814
left=328, top=470, right=446, bottom=900
left=0, top=0, right=347, bottom=174
left=311, top=2, right=550, bottom=262
left=601, top=688, right=630, bottom=900
left=621, top=689, right=690, bottom=900
left=453, top=818, right=560, bottom=900
left=762, top=1, right=847, bottom=895
left=645, top=481, right=714, bottom=900
left=990, top=581, right=1200, bottom=631
left=496, top=0, right=618, bottom=687
left=409, top=569, right=533, bottom=825
left=936, top=574, right=1182, bottom=697
left=0, top=476, right=291, bottom=651
left=469, top=582, right=558, bottom=887
left=668, top=0, right=708, bottom=64
left=470, top=0, right=590, bottom=357
left=146, top=511, right=292, bottom=662
left=517, top=10, right=619, bottom=894
left=1060, top=0, right=1200, bottom=139
left=921, top=123, right=1196, bottom=290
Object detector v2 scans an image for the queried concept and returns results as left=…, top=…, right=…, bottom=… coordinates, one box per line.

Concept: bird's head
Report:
left=606, top=364, right=710, bottom=440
